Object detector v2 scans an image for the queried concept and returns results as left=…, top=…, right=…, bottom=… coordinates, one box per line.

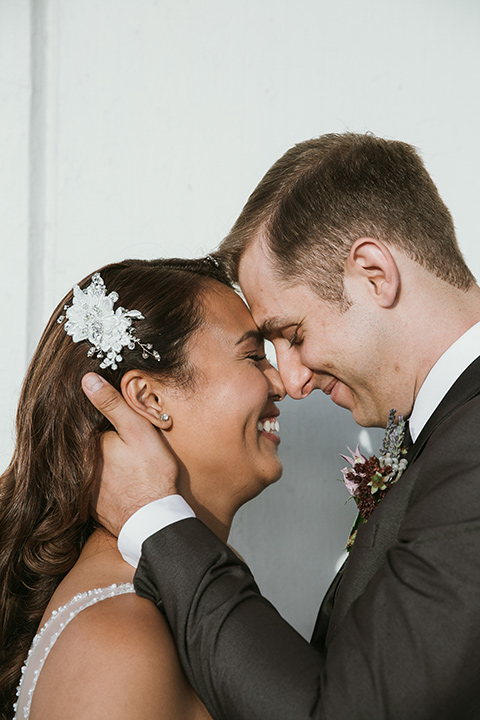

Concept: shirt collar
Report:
left=409, top=321, right=480, bottom=443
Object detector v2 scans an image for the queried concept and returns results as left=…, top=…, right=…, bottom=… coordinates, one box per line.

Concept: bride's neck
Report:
left=177, top=472, right=235, bottom=544
left=189, top=501, right=233, bottom=544
left=177, top=461, right=239, bottom=543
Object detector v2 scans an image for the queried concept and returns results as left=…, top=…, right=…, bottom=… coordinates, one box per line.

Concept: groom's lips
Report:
left=323, top=378, right=338, bottom=396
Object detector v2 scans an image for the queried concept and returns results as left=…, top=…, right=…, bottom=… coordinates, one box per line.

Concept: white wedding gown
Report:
left=13, top=582, right=135, bottom=719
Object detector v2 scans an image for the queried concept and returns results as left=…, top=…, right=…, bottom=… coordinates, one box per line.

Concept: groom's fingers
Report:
left=82, top=372, right=151, bottom=444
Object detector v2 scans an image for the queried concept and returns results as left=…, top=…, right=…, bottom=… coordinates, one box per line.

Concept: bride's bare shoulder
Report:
left=30, top=590, right=211, bottom=720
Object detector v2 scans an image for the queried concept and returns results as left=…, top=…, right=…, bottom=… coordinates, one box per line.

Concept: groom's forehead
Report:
left=238, top=239, right=312, bottom=328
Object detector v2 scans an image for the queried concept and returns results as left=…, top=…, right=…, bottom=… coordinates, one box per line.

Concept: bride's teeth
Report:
left=258, top=418, right=280, bottom=433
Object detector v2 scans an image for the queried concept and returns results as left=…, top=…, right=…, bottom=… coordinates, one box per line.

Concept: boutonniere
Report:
left=340, top=410, right=408, bottom=550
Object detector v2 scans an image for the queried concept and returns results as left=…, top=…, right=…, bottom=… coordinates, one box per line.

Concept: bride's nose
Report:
left=265, top=364, right=286, bottom=401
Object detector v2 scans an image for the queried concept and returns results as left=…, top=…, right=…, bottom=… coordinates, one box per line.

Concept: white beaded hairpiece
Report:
left=205, top=253, right=220, bottom=268
left=57, top=272, right=161, bottom=370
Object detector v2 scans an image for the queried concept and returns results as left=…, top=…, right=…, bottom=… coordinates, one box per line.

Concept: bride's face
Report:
left=160, top=284, right=285, bottom=525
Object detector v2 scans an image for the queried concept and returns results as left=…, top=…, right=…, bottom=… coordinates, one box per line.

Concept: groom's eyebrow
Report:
left=258, top=317, right=288, bottom=337
left=235, top=329, right=264, bottom=346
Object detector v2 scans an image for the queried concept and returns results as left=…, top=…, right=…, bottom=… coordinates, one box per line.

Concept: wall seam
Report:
left=27, top=0, right=48, bottom=359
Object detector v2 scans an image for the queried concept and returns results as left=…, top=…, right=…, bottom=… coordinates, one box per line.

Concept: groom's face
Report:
left=238, top=239, right=401, bottom=428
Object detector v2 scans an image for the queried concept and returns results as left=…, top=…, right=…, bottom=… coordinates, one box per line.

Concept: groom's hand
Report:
left=82, top=372, right=178, bottom=536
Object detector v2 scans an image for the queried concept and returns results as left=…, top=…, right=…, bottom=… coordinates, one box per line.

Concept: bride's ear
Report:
left=120, top=370, right=173, bottom=429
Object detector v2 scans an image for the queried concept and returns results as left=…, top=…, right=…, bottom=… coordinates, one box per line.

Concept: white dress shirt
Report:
left=408, top=321, right=480, bottom=442
left=119, top=321, right=480, bottom=568
left=118, top=494, right=196, bottom=567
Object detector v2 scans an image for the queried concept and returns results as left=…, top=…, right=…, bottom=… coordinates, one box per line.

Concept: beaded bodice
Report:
left=13, top=582, right=135, bottom=719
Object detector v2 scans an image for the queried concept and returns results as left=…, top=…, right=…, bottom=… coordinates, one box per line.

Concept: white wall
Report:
left=1, top=0, right=479, bottom=638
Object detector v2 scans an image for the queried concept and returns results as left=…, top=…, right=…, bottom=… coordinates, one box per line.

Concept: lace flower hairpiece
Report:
left=58, top=273, right=161, bottom=370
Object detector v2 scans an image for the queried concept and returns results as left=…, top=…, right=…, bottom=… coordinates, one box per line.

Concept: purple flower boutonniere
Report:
left=340, top=410, right=408, bottom=550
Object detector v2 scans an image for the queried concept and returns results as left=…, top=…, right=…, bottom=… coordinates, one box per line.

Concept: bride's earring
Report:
left=159, top=412, right=172, bottom=429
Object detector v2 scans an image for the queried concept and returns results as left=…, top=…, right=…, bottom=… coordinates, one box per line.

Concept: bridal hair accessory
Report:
left=339, top=410, right=408, bottom=550
left=57, top=273, right=161, bottom=370
left=205, top=254, right=220, bottom=268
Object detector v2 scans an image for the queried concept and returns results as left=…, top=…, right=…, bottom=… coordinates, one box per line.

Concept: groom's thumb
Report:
left=82, top=372, right=131, bottom=436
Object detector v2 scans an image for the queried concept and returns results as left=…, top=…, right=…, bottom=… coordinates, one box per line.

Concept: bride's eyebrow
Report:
left=235, top=330, right=264, bottom=346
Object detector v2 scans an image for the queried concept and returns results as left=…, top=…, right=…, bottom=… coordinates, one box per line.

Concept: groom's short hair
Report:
left=218, top=133, right=474, bottom=305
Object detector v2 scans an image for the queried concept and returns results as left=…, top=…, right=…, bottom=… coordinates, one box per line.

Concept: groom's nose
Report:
left=276, top=348, right=314, bottom=399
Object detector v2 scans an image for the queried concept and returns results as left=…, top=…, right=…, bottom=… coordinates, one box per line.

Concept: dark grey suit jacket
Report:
left=135, top=357, right=480, bottom=719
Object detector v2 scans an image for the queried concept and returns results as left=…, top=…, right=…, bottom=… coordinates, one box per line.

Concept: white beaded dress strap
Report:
left=13, top=582, right=135, bottom=719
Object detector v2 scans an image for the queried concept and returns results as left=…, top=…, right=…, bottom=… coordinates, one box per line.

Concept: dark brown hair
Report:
left=217, top=133, right=475, bottom=304
left=0, top=256, right=231, bottom=718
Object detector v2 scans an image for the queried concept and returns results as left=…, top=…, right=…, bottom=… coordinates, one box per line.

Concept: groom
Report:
left=84, top=133, right=480, bottom=719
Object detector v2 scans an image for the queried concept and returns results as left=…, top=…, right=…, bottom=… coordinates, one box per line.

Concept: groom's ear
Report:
left=120, top=370, right=172, bottom=429
left=345, top=237, right=400, bottom=308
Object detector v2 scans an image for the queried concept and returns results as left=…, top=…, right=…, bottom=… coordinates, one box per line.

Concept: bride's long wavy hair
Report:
left=0, top=255, right=229, bottom=718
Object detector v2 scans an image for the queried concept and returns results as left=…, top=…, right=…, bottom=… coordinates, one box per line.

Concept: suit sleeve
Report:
left=134, top=400, right=480, bottom=720
left=135, top=519, right=326, bottom=719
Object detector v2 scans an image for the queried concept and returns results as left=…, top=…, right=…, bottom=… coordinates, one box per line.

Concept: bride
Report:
left=0, top=256, right=285, bottom=719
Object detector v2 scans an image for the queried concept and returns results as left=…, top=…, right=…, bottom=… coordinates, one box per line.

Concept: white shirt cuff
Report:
left=117, top=495, right=196, bottom=568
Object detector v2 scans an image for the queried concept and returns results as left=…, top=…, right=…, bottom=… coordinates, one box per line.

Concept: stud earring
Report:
left=160, top=413, right=170, bottom=422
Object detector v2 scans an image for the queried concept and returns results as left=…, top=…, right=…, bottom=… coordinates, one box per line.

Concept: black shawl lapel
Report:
left=405, top=354, right=480, bottom=466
